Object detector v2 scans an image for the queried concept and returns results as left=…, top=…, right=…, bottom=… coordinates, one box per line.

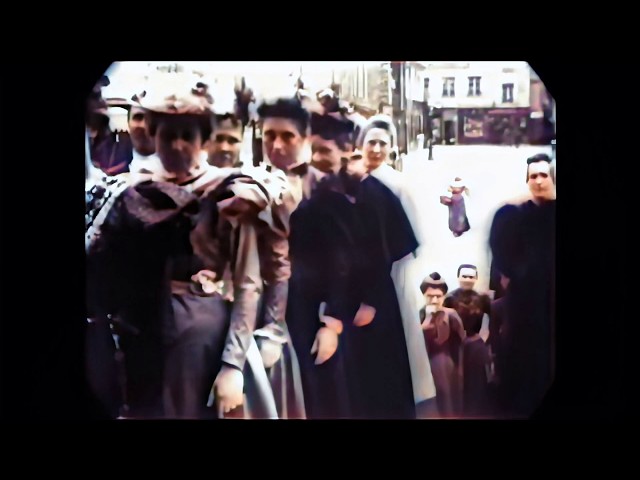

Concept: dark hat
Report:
left=310, top=112, right=355, bottom=142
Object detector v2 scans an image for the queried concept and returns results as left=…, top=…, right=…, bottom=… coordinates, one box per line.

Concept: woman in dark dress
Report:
left=287, top=111, right=417, bottom=419
left=346, top=174, right=419, bottom=419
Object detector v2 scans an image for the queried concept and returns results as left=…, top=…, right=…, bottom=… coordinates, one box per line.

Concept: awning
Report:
left=106, top=97, right=132, bottom=108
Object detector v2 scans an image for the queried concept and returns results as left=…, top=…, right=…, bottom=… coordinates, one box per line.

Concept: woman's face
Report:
left=262, top=117, right=306, bottom=171
left=128, top=107, right=155, bottom=156
left=310, top=135, right=342, bottom=175
left=154, top=115, right=203, bottom=174
left=424, top=286, right=446, bottom=310
left=362, top=128, right=391, bottom=172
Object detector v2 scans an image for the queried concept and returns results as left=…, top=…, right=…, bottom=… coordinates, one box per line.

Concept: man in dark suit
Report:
left=489, top=153, right=555, bottom=418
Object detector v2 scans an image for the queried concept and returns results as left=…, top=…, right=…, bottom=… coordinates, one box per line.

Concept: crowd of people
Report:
left=85, top=67, right=556, bottom=419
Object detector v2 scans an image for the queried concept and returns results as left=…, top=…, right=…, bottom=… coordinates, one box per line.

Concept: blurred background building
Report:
left=99, top=61, right=556, bottom=155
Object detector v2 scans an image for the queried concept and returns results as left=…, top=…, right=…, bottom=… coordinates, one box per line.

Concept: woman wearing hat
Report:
left=85, top=72, right=280, bottom=419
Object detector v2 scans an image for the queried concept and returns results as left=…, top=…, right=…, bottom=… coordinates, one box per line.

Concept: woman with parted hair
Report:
left=419, top=272, right=466, bottom=417
left=356, top=114, right=437, bottom=415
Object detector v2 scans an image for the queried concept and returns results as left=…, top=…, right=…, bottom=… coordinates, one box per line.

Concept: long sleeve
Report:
left=316, top=208, right=355, bottom=325
left=446, top=308, right=466, bottom=367
left=489, top=204, right=524, bottom=281
left=222, top=221, right=263, bottom=371
left=256, top=170, right=295, bottom=342
left=448, top=309, right=467, bottom=341
left=86, top=176, right=132, bottom=318
left=487, top=299, right=504, bottom=350
left=290, top=198, right=352, bottom=326
left=321, top=230, right=353, bottom=324
left=256, top=229, right=289, bottom=343
left=370, top=164, right=423, bottom=251
left=355, top=178, right=418, bottom=309
left=433, top=314, right=451, bottom=346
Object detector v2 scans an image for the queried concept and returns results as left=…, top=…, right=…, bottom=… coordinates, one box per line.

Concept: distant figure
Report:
left=502, top=126, right=513, bottom=146
left=432, top=128, right=441, bottom=145
left=86, top=76, right=133, bottom=176
left=440, top=177, right=470, bottom=237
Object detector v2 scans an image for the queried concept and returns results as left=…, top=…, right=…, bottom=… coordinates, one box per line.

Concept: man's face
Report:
left=262, top=117, right=306, bottom=171
left=425, top=287, right=446, bottom=310
left=128, top=107, right=155, bottom=156
left=527, top=161, right=555, bottom=201
left=310, top=135, right=346, bottom=175
left=207, top=125, right=242, bottom=168
left=458, top=267, right=478, bottom=290
left=154, top=115, right=203, bottom=174
left=362, top=128, right=391, bottom=172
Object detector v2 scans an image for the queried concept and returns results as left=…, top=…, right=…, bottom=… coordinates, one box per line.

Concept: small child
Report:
left=440, top=177, right=470, bottom=237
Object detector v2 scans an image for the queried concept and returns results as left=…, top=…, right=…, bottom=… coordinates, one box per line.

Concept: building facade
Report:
left=419, top=61, right=533, bottom=145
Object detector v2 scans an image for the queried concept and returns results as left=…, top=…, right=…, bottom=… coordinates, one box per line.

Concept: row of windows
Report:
left=424, top=76, right=515, bottom=102
left=347, top=66, right=368, bottom=98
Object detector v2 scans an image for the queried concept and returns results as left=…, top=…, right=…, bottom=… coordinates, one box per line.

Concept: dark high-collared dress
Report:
left=287, top=175, right=417, bottom=419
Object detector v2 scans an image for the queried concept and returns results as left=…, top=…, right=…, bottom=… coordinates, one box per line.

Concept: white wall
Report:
left=421, top=61, right=531, bottom=109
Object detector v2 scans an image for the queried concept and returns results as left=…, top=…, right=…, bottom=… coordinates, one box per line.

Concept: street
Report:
left=401, top=144, right=553, bottom=294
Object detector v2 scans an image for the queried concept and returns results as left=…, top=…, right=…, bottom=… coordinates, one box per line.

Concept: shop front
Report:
left=485, top=107, right=531, bottom=145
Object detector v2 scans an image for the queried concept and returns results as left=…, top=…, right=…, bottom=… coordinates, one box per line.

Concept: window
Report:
left=363, top=65, right=368, bottom=97
left=442, top=77, right=455, bottom=97
left=468, top=76, right=481, bottom=96
left=352, top=68, right=359, bottom=97
left=502, top=83, right=514, bottom=103
left=354, top=65, right=367, bottom=98
left=464, top=116, right=484, bottom=138
left=424, top=78, right=430, bottom=90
